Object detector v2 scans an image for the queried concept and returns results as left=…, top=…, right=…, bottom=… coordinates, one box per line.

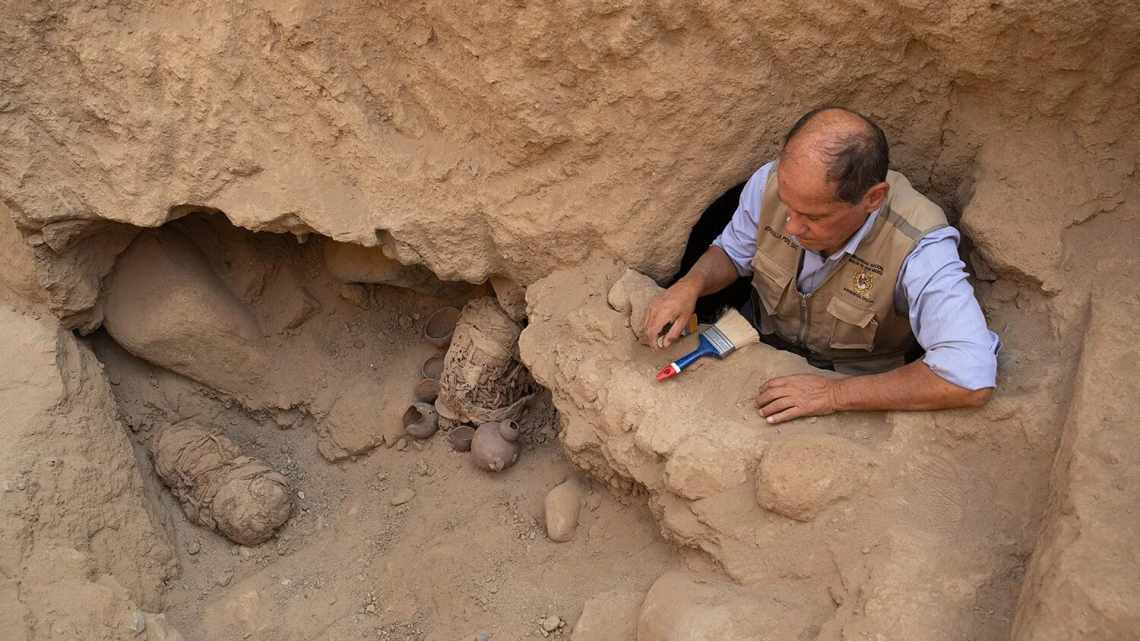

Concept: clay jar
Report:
left=423, top=306, right=461, bottom=347
left=471, top=420, right=520, bottom=472
left=402, top=402, right=439, bottom=439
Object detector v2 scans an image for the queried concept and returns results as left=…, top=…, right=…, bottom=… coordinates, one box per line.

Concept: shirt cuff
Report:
left=922, top=337, right=1000, bottom=391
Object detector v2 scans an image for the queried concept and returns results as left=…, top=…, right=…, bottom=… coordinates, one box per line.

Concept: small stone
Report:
left=861, top=547, right=871, bottom=554
left=339, top=283, right=370, bottom=308
left=297, top=490, right=306, bottom=500
left=126, top=610, right=146, bottom=634
left=396, top=438, right=408, bottom=451
left=390, top=488, right=416, bottom=506
left=545, top=479, right=584, bottom=542
left=365, top=603, right=377, bottom=614
left=15, top=478, right=27, bottom=491
left=216, top=570, right=234, bottom=587
left=415, top=461, right=431, bottom=476
left=240, top=546, right=254, bottom=559
left=476, top=633, right=491, bottom=641
left=540, top=615, right=563, bottom=633
left=186, top=539, right=201, bottom=555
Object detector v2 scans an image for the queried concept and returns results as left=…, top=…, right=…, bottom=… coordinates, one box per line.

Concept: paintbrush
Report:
left=655, top=308, right=760, bottom=381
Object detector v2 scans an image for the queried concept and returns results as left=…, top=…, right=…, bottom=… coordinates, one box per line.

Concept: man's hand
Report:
left=755, top=374, right=840, bottom=424
left=642, top=281, right=699, bottom=349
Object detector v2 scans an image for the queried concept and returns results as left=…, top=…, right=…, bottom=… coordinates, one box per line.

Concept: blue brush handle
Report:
left=673, top=335, right=719, bottom=371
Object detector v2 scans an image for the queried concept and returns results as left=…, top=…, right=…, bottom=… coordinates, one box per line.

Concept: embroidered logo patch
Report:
left=852, top=270, right=875, bottom=293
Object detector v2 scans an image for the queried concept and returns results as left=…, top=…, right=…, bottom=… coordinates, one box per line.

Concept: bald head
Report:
left=780, top=107, right=889, bottom=204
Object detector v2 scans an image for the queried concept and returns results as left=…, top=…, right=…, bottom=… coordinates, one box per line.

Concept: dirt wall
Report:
left=2, top=1, right=1137, bottom=317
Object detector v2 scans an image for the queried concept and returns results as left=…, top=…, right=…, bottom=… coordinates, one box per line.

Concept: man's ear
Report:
left=861, top=181, right=889, bottom=213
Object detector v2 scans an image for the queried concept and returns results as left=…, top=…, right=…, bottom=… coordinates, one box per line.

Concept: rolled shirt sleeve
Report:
left=897, top=226, right=1001, bottom=390
left=711, top=161, right=775, bottom=277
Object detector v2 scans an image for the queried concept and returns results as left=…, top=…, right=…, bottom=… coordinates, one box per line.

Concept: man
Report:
left=644, top=107, right=999, bottom=424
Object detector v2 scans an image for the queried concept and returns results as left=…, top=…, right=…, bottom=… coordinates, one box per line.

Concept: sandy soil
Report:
left=91, top=312, right=676, bottom=641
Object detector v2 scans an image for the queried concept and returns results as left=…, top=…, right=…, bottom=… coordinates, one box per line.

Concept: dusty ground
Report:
left=2, top=3, right=1137, bottom=637
left=89, top=278, right=676, bottom=641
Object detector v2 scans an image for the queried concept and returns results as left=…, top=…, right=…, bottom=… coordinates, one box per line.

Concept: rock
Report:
left=216, top=570, right=234, bottom=587
left=544, top=479, right=584, bottom=542
left=186, top=540, right=201, bottom=556
left=143, top=612, right=186, bottom=641
left=323, top=239, right=474, bottom=298
left=490, top=276, right=528, bottom=322
left=570, top=589, right=643, bottom=641
left=606, top=268, right=665, bottom=341
left=637, top=571, right=820, bottom=641
left=103, top=228, right=268, bottom=401
left=337, top=283, right=370, bottom=308
left=390, top=488, right=416, bottom=506
left=1010, top=295, right=1140, bottom=640
left=0, top=304, right=176, bottom=632
left=540, top=615, right=563, bottom=633
left=316, top=380, right=386, bottom=461
left=152, top=424, right=293, bottom=546
left=0, top=203, right=45, bottom=307
left=754, top=435, right=875, bottom=522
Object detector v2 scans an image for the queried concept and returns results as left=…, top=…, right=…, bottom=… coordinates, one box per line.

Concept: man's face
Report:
left=777, top=155, right=875, bottom=256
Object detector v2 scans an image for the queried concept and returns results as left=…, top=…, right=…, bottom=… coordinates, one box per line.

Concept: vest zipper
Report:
left=798, top=292, right=811, bottom=346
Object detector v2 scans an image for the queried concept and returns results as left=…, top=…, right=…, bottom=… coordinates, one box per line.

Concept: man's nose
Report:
left=785, top=211, right=807, bottom=236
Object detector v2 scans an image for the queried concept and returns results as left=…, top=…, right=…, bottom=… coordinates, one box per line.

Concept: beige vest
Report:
left=750, top=165, right=948, bottom=374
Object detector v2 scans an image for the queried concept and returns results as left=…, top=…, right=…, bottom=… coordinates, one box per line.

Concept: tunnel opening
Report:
left=76, top=210, right=673, bottom=640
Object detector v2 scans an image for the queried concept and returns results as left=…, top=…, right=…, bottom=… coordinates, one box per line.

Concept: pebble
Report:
left=126, top=610, right=146, bottom=634
left=216, top=570, right=234, bottom=587
left=396, top=438, right=409, bottom=452
left=186, top=540, right=201, bottom=555
left=544, top=479, right=584, bottom=543
left=476, top=633, right=491, bottom=641
left=390, top=488, right=416, bottom=506
left=297, top=491, right=306, bottom=500
left=539, top=615, right=563, bottom=634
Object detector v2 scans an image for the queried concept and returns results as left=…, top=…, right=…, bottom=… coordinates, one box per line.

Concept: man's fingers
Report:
left=765, top=405, right=806, bottom=424
left=662, top=314, right=687, bottom=347
left=757, top=396, right=795, bottom=418
left=754, top=386, right=790, bottom=408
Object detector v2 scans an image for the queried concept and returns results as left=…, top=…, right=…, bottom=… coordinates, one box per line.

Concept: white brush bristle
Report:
left=713, top=309, right=760, bottom=349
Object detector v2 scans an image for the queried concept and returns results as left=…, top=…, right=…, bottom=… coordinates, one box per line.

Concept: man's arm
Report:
left=755, top=226, right=998, bottom=423
left=643, top=162, right=775, bottom=349
left=643, top=245, right=740, bottom=348
left=755, top=360, right=992, bottom=424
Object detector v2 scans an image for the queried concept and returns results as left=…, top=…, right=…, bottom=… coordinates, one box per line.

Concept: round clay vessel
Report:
left=402, top=402, right=439, bottom=439
left=423, top=306, right=461, bottom=347
left=447, top=425, right=476, bottom=452
left=471, top=422, right=519, bottom=472
left=421, top=354, right=445, bottom=380
left=413, top=378, right=439, bottom=403
left=498, top=420, right=520, bottom=443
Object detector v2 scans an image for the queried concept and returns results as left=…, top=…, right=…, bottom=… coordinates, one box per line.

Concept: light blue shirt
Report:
left=712, top=161, right=1000, bottom=390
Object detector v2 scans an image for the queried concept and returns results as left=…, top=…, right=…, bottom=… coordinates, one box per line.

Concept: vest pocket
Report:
left=826, top=297, right=878, bottom=351
left=750, top=252, right=794, bottom=314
